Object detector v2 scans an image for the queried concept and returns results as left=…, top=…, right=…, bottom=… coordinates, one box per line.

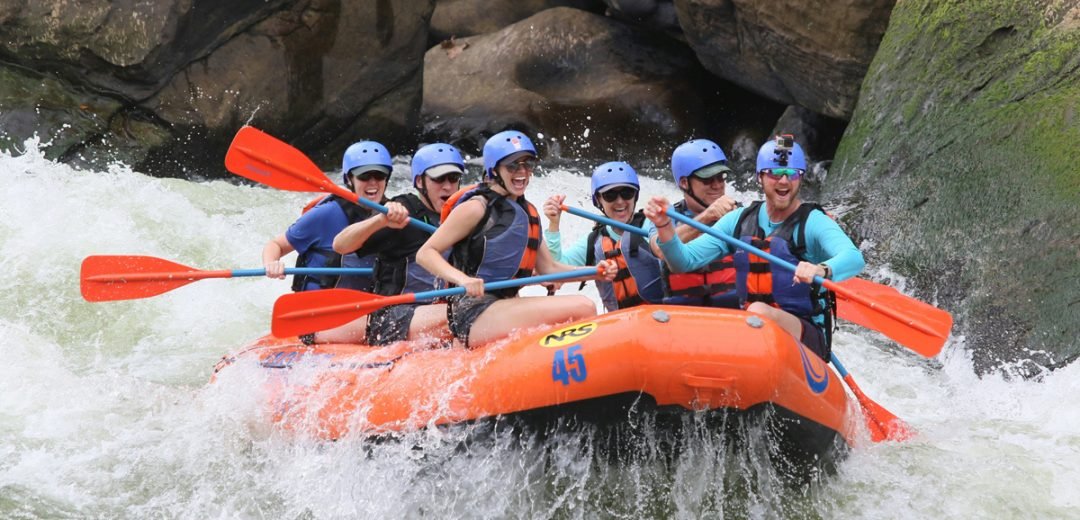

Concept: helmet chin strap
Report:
left=682, top=185, right=710, bottom=213
left=416, top=180, right=437, bottom=212
left=491, top=170, right=509, bottom=191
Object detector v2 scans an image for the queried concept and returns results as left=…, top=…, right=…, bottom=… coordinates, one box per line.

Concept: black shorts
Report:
left=446, top=293, right=503, bottom=348
left=798, top=317, right=829, bottom=361
left=365, top=303, right=419, bottom=346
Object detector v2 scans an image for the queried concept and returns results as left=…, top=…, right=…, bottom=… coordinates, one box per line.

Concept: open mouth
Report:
left=608, top=204, right=631, bottom=220
left=510, top=175, right=528, bottom=191
left=363, top=187, right=380, bottom=199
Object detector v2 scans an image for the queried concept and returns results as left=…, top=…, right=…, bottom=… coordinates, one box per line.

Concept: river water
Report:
left=1, top=139, right=1077, bottom=519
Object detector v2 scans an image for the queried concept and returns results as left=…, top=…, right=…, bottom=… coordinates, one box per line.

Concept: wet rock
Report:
left=422, top=7, right=743, bottom=161
left=830, top=0, right=1080, bottom=375
left=674, top=0, right=895, bottom=119
left=0, top=0, right=435, bottom=177
left=602, top=0, right=682, bottom=36
left=770, top=106, right=846, bottom=162
left=430, top=0, right=604, bottom=42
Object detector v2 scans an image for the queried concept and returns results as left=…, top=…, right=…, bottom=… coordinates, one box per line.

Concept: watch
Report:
left=818, top=263, right=832, bottom=279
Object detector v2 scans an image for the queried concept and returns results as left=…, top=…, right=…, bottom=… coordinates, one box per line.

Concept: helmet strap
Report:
left=682, top=185, right=710, bottom=213
left=416, top=178, right=437, bottom=212
left=492, top=170, right=508, bottom=191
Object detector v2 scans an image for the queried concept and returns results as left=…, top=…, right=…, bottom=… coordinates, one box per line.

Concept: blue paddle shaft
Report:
left=665, top=209, right=825, bottom=285
left=409, top=267, right=601, bottom=303
left=354, top=197, right=438, bottom=234
left=230, top=268, right=373, bottom=277
left=562, top=206, right=648, bottom=237
left=666, top=209, right=858, bottom=374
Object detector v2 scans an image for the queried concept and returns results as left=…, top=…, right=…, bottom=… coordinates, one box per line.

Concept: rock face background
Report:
left=421, top=7, right=757, bottom=163
left=0, top=0, right=435, bottom=174
left=674, top=0, right=896, bottom=119
left=831, top=0, right=1080, bottom=374
left=0, top=0, right=886, bottom=173
left=2, top=0, right=1075, bottom=372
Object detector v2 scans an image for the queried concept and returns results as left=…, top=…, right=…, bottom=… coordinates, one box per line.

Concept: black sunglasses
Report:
left=503, top=157, right=538, bottom=173
left=352, top=170, right=389, bottom=182
left=692, top=174, right=725, bottom=186
left=600, top=186, right=638, bottom=203
left=428, top=172, right=462, bottom=184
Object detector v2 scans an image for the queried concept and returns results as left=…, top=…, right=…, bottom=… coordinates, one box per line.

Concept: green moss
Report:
left=830, top=0, right=1080, bottom=373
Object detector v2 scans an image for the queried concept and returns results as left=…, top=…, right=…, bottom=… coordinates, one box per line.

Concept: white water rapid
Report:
left=1, top=139, right=1077, bottom=519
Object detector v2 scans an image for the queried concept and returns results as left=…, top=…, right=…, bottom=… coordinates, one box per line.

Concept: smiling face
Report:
left=494, top=154, right=536, bottom=197
left=350, top=169, right=389, bottom=203
left=597, top=186, right=638, bottom=224
left=687, top=174, right=726, bottom=204
left=759, top=170, right=801, bottom=214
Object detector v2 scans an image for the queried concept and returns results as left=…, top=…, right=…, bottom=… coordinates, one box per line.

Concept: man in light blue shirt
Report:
left=644, top=135, right=865, bottom=360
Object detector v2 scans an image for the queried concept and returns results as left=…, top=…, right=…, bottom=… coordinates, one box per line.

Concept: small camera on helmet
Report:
left=775, top=134, right=794, bottom=153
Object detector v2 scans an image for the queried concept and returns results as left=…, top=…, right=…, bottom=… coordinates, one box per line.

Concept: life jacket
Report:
left=732, top=200, right=837, bottom=346
left=369, top=193, right=445, bottom=296
left=449, top=184, right=540, bottom=298
left=291, top=194, right=378, bottom=292
left=660, top=200, right=739, bottom=308
left=583, top=211, right=664, bottom=312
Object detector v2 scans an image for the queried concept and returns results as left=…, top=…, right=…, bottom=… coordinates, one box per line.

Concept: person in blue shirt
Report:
left=542, top=161, right=663, bottom=312
left=318, top=143, right=464, bottom=345
left=262, top=141, right=392, bottom=293
left=644, top=135, right=865, bottom=360
left=646, top=138, right=742, bottom=308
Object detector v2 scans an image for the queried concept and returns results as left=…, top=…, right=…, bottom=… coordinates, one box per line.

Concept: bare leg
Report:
left=465, top=295, right=597, bottom=348
left=312, top=316, right=369, bottom=344
left=746, top=301, right=804, bottom=340
left=407, top=303, right=452, bottom=342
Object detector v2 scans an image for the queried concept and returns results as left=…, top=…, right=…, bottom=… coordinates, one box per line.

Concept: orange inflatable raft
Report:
left=214, top=305, right=858, bottom=461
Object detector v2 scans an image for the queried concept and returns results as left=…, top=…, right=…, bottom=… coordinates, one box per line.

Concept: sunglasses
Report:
left=599, top=186, right=638, bottom=203
left=692, top=174, right=726, bottom=186
left=502, top=157, right=538, bottom=173
left=761, top=168, right=803, bottom=181
left=428, top=172, right=462, bottom=184
left=352, top=170, right=390, bottom=182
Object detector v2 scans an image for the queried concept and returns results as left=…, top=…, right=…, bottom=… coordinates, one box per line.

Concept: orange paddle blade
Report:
left=272, top=289, right=418, bottom=337
left=225, top=126, right=352, bottom=198
left=832, top=278, right=953, bottom=357
left=80, top=255, right=226, bottom=302
left=843, top=374, right=915, bottom=442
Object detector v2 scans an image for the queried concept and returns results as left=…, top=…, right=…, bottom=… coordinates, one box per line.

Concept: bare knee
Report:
left=747, top=302, right=773, bottom=316
left=569, top=296, right=597, bottom=318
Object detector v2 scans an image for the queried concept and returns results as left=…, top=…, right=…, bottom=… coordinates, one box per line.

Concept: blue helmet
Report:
left=590, top=161, right=640, bottom=207
left=411, top=143, right=465, bottom=187
left=342, top=141, right=392, bottom=185
left=756, top=135, right=807, bottom=172
left=482, top=130, right=537, bottom=178
left=671, top=139, right=729, bottom=185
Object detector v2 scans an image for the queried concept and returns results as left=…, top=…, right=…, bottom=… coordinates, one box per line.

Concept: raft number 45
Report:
left=552, top=345, right=587, bottom=386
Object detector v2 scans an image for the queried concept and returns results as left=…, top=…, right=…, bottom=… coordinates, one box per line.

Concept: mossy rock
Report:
left=831, top=0, right=1079, bottom=375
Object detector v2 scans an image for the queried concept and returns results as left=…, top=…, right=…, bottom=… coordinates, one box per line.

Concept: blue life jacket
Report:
left=450, top=185, right=540, bottom=299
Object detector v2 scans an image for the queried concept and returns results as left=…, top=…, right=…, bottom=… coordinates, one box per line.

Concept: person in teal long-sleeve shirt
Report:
left=543, top=162, right=664, bottom=312
left=644, top=135, right=865, bottom=360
